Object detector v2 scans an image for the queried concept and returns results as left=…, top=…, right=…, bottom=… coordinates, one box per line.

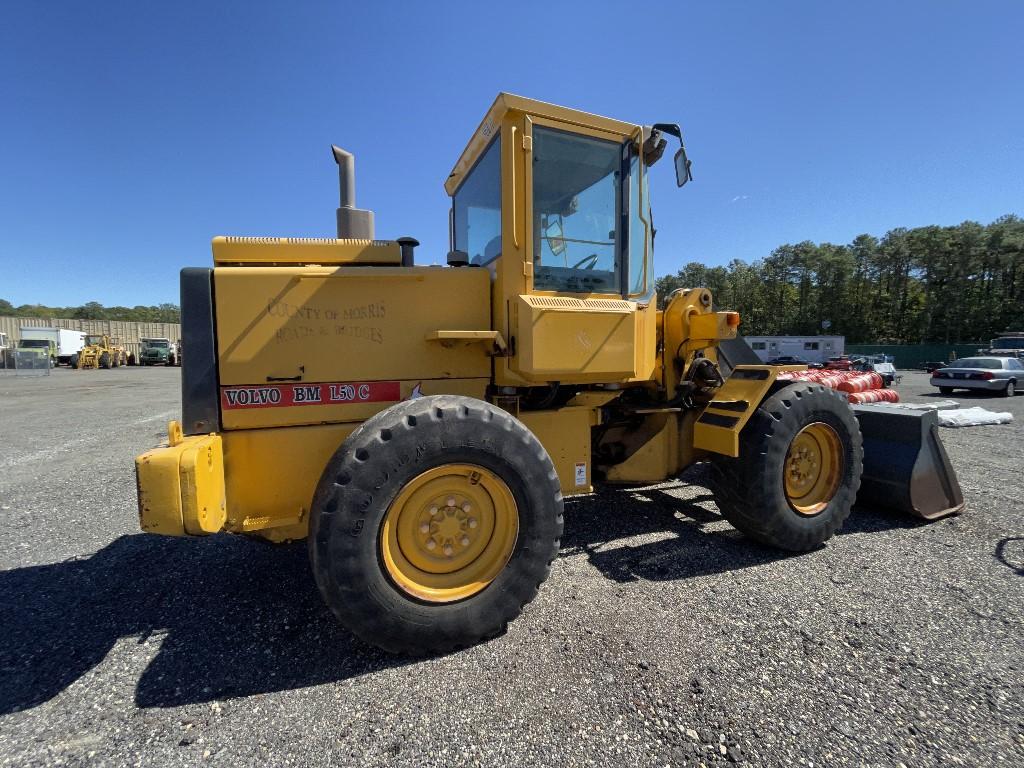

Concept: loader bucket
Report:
left=851, top=404, right=965, bottom=520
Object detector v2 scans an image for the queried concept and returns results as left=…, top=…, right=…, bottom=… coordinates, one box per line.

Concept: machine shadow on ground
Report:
left=0, top=534, right=401, bottom=714
left=0, top=479, right=926, bottom=715
left=560, top=468, right=926, bottom=584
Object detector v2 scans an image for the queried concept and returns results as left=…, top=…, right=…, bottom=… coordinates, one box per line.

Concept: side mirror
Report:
left=674, top=147, right=693, bottom=187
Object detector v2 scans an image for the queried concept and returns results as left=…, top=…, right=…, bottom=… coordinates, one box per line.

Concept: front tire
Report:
left=939, top=387, right=954, bottom=395
left=309, top=395, right=563, bottom=655
left=709, top=382, right=863, bottom=552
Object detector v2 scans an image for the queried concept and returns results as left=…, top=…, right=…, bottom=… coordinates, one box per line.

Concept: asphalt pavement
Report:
left=1, top=367, right=1021, bottom=767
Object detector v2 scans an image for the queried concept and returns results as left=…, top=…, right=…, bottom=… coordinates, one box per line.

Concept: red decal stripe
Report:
left=221, top=381, right=401, bottom=410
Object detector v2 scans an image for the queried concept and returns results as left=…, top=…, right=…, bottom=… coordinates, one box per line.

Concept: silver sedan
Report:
left=930, top=356, right=1023, bottom=397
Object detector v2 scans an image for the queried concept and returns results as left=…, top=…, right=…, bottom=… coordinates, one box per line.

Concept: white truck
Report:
left=19, top=327, right=87, bottom=367
left=0, top=332, right=10, bottom=368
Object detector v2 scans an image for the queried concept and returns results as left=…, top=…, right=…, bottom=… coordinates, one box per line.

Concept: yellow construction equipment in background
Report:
left=71, top=334, right=128, bottom=369
left=134, top=94, right=963, bottom=654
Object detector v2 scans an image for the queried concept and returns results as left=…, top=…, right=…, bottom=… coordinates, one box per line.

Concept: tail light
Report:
left=933, top=371, right=946, bottom=378
left=970, top=372, right=994, bottom=380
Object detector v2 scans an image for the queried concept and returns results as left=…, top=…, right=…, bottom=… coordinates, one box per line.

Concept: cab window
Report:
left=533, top=127, right=621, bottom=294
left=627, top=151, right=653, bottom=296
left=452, top=137, right=501, bottom=267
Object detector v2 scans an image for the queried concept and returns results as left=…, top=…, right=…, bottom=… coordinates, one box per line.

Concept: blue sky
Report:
left=1, top=1, right=1021, bottom=306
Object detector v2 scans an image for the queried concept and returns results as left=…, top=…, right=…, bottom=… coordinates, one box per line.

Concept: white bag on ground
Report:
left=938, top=407, right=1013, bottom=428
left=888, top=400, right=960, bottom=411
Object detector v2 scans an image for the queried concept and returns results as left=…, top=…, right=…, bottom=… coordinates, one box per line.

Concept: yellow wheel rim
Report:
left=784, top=422, right=843, bottom=515
left=380, top=463, right=519, bottom=603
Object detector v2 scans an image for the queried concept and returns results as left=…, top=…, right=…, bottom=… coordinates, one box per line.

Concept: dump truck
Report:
left=140, top=337, right=177, bottom=366
left=13, top=338, right=55, bottom=368
left=71, top=334, right=128, bottom=369
left=135, top=94, right=963, bottom=654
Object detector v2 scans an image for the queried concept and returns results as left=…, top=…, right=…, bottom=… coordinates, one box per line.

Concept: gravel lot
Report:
left=1, top=368, right=1021, bottom=767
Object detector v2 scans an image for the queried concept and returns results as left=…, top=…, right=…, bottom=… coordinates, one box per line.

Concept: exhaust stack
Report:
left=332, top=145, right=375, bottom=240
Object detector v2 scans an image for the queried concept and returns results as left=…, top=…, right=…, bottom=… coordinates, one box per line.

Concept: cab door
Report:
left=506, top=116, right=639, bottom=384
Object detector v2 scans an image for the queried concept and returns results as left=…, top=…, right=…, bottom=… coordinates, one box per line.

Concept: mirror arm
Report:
left=651, top=123, right=683, bottom=142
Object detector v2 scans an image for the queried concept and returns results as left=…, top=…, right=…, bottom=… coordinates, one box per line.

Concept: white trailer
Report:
left=19, top=327, right=87, bottom=366
left=745, top=335, right=845, bottom=364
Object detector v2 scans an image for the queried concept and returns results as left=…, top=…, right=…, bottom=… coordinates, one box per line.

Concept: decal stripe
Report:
left=220, top=380, right=401, bottom=410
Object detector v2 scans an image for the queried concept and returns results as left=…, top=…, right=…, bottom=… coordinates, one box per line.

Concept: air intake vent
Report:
left=225, top=236, right=279, bottom=245
left=586, top=299, right=633, bottom=311
left=522, top=296, right=634, bottom=312
left=528, top=296, right=585, bottom=309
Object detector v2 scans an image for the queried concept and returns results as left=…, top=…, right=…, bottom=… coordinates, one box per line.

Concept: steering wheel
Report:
left=571, top=253, right=600, bottom=270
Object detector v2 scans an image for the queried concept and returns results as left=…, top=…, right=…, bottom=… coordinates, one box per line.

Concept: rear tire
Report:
left=709, top=382, right=863, bottom=552
left=1003, top=381, right=1016, bottom=397
left=939, top=387, right=954, bottom=395
left=309, top=395, right=563, bottom=655
left=99, top=352, right=110, bottom=369
left=70, top=353, right=80, bottom=369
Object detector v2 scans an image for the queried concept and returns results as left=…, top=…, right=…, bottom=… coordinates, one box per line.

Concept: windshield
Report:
left=19, top=339, right=48, bottom=348
left=86, top=335, right=103, bottom=345
left=145, top=341, right=169, bottom=348
left=452, top=138, right=501, bottom=268
left=532, top=127, right=621, bottom=294
left=952, top=358, right=1002, bottom=369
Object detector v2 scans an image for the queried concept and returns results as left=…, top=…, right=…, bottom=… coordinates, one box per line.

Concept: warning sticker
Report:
left=221, top=380, right=401, bottom=410
left=575, top=462, right=588, bottom=487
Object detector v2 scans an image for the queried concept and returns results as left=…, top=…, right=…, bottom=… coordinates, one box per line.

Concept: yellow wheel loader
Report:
left=71, top=334, right=128, bottom=369
left=134, top=94, right=963, bottom=654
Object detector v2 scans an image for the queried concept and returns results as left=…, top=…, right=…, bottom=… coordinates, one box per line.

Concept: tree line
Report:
left=3, top=214, right=1022, bottom=341
left=0, top=299, right=180, bottom=324
left=656, top=214, right=1024, bottom=344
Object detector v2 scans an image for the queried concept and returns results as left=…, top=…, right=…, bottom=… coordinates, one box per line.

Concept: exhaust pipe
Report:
left=332, top=145, right=375, bottom=240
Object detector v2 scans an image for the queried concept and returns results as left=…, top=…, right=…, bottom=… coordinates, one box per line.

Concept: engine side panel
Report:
left=213, top=266, right=492, bottom=429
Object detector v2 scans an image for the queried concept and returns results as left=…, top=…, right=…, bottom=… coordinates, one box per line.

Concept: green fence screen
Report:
left=847, top=343, right=985, bottom=370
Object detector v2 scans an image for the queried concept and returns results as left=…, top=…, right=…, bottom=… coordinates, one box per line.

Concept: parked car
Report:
left=930, top=356, right=1023, bottom=397
left=921, top=361, right=947, bottom=373
left=824, top=355, right=854, bottom=370
left=765, top=355, right=808, bottom=366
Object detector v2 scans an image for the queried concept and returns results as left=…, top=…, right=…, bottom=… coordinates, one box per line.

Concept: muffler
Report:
left=852, top=404, right=965, bottom=520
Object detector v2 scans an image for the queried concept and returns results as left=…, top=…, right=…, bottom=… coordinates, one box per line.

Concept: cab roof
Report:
left=444, top=93, right=640, bottom=196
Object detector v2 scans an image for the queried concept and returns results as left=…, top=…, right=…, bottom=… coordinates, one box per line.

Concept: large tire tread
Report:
left=708, top=383, right=862, bottom=552
left=309, top=395, right=563, bottom=655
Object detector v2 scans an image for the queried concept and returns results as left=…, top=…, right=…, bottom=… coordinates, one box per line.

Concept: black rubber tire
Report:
left=99, top=352, right=110, bottom=369
left=1002, top=380, right=1015, bottom=398
left=69, top=353, right=80, bottom=369
left=939, top=387, right=954, bottom=395
left=708, top=382, right=863, bottom=552
left=309, top=395, right=564, bottom=655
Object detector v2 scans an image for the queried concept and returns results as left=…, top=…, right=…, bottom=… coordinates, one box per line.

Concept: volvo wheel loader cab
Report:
left=135, top=94, right=963, bottom=654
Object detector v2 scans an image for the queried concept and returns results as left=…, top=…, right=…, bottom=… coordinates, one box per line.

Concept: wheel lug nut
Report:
left=462, top=503, right=471, bottom=513
left=429, top=506, right=438, bottom=515
left=419, top=523, right=430, bottom=533
left=443, top=544, right=453, bottom=556
left=461, top=536, right=470, bottom=547
left=426, top=539, right=436, bottom=550
left=468, top=518, right=477, bottom=529
left=446, top=497, right=456, bottom=507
